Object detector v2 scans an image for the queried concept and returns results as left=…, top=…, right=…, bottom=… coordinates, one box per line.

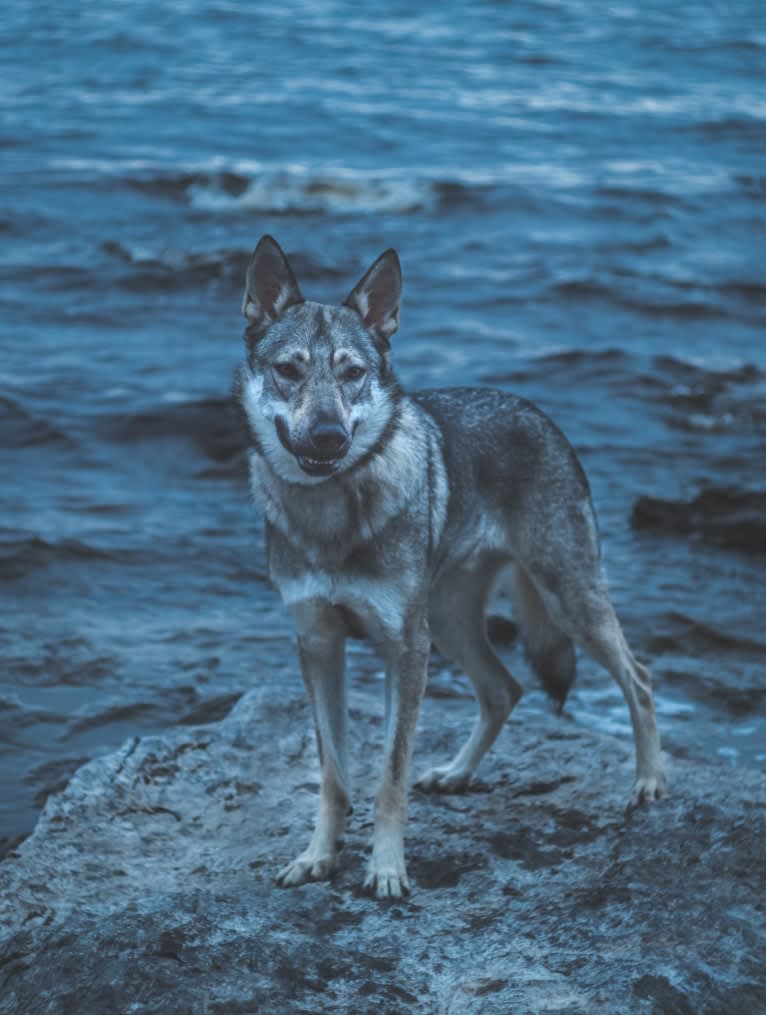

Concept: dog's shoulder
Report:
left=414, top=386, right=589, bottom=497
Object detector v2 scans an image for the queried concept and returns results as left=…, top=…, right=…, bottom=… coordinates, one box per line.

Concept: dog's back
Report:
left=415, top=386, right=594, bottom=568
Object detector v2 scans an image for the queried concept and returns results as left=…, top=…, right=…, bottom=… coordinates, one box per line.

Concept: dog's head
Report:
left=238, top=236, right=402, bottom=484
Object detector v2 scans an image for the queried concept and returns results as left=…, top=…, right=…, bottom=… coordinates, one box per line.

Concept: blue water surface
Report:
left=1, top=0, right=765, bottom=849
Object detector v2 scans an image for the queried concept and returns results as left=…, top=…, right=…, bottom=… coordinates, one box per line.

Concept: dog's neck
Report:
left=248, top=398, right=444, bottom=562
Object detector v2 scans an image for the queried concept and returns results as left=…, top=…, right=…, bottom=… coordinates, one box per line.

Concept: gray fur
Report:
left=237, top=236, right=666, bottom=899
left=510, top=565, right=577, bottom=709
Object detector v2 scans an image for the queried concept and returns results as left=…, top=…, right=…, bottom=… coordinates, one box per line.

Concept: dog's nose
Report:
left=309, top=420, right=349, bottom=457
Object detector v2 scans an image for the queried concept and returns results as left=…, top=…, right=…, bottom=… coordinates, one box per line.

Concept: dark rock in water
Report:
left=1, top=687, right=764, bottom=1014
left=631, top=487, right=766, bottom=554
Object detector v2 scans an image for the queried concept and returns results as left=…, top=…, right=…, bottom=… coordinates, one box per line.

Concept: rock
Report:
left=1, top=683, right=765, bottom=1014
left=631, top=486, right=766, bottom=554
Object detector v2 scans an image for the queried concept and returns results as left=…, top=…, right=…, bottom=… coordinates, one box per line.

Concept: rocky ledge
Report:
left=1, top=681, right=765, bottom=1014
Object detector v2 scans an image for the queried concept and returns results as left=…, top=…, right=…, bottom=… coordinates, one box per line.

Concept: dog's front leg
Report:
left=365, top=607, right=430, bottom=899
left=276, top=601, right=350, bottom=887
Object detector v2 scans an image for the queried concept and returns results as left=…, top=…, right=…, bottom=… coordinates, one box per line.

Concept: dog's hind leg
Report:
left=276, top=601, right=350, bottom=887
left=529, top=570, right=666, bottom=808
left=580, top=597, right=666, bottom=808
left=416, top=561, right=523, bottom=793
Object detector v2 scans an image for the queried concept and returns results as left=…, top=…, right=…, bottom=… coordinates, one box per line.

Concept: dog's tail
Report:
left=510, top=566, right=576, bottom=711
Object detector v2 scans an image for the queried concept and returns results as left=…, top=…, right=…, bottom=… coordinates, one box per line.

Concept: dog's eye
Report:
left=273, top=362, right=301, bottom=382
left=344, top=365, right=367, bottom=383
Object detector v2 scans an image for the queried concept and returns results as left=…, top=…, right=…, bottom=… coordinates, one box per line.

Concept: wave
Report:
left=100, top=397, right=246, bottom=463
left=119, top=161, right=508, bottom=217
left=68, top=700, right=160, bottom=737
left=661, top=667, right=766, bottom=719
left=541, top=270, right=766, bottom=324
left=129, top=170, right=250, bottom=203
left=631, top=487, right=766, bottom=555
left=546, top=278, right=732, bottom=321
left=8, top=648, right=118, bottom=687
left=189, top=171, right=435, bottom=215
left=595, top=185, right=690, bottom=209
left=717, top=280, right=766, bottom=305
left=103, top=241, right=360, bottom=291
left=128, top=167, right=438, bottom=215
left=650, top=355, right=763, bottom=387
left=0, top=396, right=75, bottom=449
left=67, top=689, right=243, bottom=737
left=103, top=240, right=247, bottom=291
left=109, top=248, right=758, bottom=322
left=84, top=159, right=760, bottom=230
left=637, top=357, right=766, bottom=433
left=479, top=347, right=630, bottom=387
left=692, top=117, right=766, bottom=141
left=734, top=174, right=766, bottom=201
left=0, top=536, right=142, bottom=582
left=483, top=349, right=765, bottom=442
left=146, top=163, right=738, bottom=218
left=646, top=610, right=766, bottom=658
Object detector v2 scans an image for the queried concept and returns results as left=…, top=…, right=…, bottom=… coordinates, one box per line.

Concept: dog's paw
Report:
left=275, top=850, right=337, bottom=888
left=363, top=857, right=410, bottom=900
left=415, top=764, right=472, bottom=794
left=627, top=770, right=667, bottom=812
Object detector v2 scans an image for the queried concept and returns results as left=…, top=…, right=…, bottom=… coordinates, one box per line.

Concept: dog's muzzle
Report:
left=275, top=417, right=351, bottom=477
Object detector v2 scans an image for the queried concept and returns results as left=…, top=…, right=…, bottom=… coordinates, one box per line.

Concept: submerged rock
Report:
left=631, top=486, right=766, bottom=554
left=1, top=684, right=764, bottom=1014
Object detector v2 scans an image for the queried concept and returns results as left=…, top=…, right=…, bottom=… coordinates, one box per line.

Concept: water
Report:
left=1, top=0, right=764, bottom=853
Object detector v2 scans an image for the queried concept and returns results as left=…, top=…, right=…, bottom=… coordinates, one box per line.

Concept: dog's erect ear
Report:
left=344, top=249, right=402, bottom=344
left=242, top=236, right=303, bottom=329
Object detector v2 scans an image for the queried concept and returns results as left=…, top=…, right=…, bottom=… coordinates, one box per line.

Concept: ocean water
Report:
left=1, top=0, right=764, bottom=853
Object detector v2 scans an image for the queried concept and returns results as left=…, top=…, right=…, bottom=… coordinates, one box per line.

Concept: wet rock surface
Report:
left=1, top=685, right=765, bottom=1014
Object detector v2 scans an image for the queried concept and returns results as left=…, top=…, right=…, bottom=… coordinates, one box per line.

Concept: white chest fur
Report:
left=275, top=570, right=409, bottom=639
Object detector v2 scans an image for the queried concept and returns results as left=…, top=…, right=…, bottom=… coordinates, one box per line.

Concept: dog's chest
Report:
left=249, top=452, right=409, bottom=549
left=261, top=484, right=427, bottom=638
left=273, top=565, right=412, bottom=639
left=276, top=507, right=428, bottom=633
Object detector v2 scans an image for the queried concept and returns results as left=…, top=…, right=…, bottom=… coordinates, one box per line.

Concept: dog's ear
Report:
left=344, top=249, right=402, bottom=344
left=242, top=236, right=303, bottom=330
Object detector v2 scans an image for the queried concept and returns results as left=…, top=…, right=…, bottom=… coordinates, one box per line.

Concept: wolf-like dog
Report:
left=236, top=235, right=666, bottom=899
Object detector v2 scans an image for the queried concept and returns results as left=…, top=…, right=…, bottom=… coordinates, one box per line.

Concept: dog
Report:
left=235, top=235, right=666, bottom=899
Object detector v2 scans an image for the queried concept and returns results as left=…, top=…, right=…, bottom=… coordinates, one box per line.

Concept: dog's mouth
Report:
left=295, top=454, right=343, bottom=477
left=275, top=418, right=349, bottom=478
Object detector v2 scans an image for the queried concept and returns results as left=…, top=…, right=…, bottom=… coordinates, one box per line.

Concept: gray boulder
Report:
left=1, top=683, right=764, bottom=1014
